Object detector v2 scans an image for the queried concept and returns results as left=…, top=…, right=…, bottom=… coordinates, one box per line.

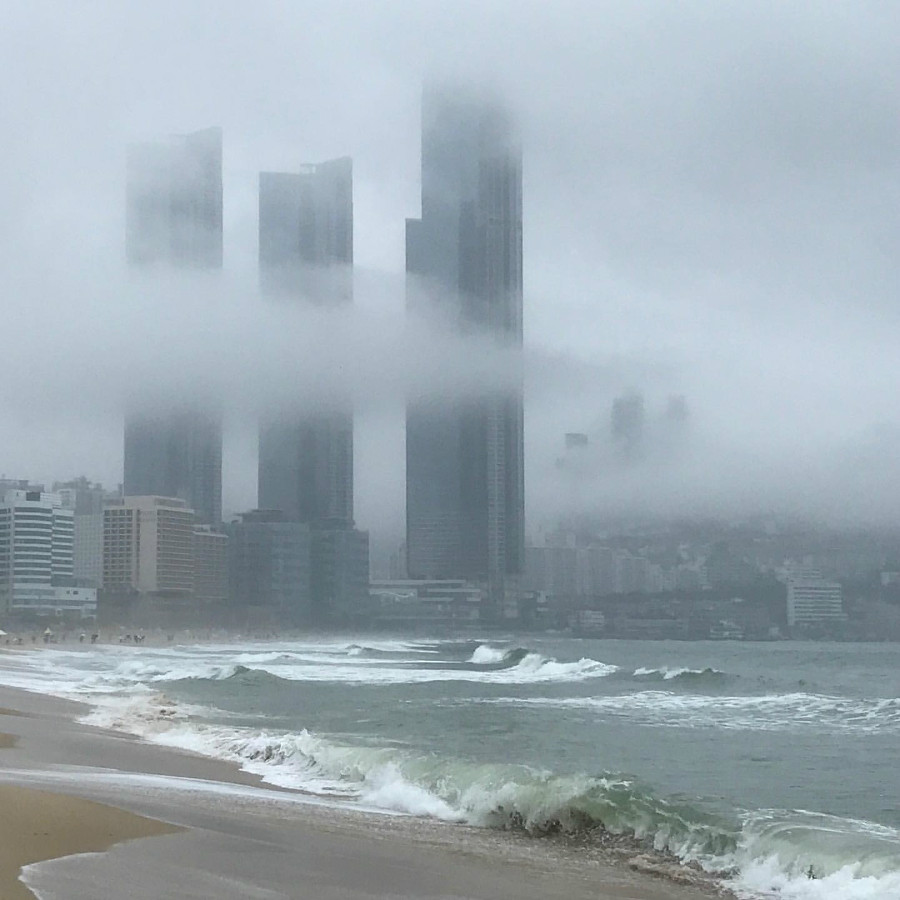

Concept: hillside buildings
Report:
left=123, top=127, right=224, bottom=525
left=405, top=86, right=524, bottom=608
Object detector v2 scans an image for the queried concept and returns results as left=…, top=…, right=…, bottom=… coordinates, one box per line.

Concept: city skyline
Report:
left=1, top=1, right=897, bottom=543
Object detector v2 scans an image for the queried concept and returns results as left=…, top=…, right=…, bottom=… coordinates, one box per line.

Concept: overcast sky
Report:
left=1, top=1, right=898, bottom=557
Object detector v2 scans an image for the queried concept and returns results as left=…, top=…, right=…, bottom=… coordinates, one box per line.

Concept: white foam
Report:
left=633, top=666, right=723, bottom=680
left=732, top=857, right=900, bottom=900
left=483, top=692, right=900, bottom=734
left=469, top=644, right=508, bottom=664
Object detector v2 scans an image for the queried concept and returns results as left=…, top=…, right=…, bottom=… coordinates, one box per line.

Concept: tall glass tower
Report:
left=405, top=87, right=524, bottom=604
left=257, top=158, right=354, bottom=529
left=123, top=127, right=224, bottom=524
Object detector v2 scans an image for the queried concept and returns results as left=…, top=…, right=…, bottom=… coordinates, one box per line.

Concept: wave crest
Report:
left=633, top=666, right=728, bottom=684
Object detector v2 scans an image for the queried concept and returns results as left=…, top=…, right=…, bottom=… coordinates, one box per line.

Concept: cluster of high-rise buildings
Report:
left=0, top=86, right=525, bottom=628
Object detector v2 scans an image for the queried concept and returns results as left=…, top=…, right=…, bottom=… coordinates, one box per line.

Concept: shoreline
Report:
left=0, top=680, right=731, bottom=899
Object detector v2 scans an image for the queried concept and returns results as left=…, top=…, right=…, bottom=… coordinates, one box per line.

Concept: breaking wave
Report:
left=469, top=644, right=511, bottom=665
left=90, top=692, right=900, bottom=900
left=486, top=692, right=900, bottom=734
left=72, top=649, right=618, bottom=688
left=632, top=666, right=729, bottom=685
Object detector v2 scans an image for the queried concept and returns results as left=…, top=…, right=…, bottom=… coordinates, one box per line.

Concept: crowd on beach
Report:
left=2, top=629, right=163, bottom=648
left=1, top=627, right=288, bottom=649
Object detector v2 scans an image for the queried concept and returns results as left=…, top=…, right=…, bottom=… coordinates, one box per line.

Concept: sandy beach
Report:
left=0, top=676, right=732, bottom=900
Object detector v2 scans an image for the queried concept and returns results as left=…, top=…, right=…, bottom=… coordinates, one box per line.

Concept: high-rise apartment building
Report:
left=124, top=127, right=224, bottom=524
left=126, top=126, right=223, bottom=268
left=124, top=410, right=222, bottom=526
left=192, top=525, right=229, bottom=608
left=0, top=490, right=96, bottom=618
left=405, top=87, right=524, bottom=604
left=54, top=478, right=120, bottom=588
left=257, top=158, right=354, bottom=527
left=786, top=567, right=846, bottom=628
left=102, top=496, right=195, bottom=597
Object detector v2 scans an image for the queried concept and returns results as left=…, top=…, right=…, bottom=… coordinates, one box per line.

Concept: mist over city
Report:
left=3, top=5, right=900, bottom=900
left=3, top=1, right=898, bottom=545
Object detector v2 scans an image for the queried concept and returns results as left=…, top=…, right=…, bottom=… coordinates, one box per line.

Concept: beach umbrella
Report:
left=43, top=627, right=53, bottom=635
left=0, top=630, right=6, bottom=636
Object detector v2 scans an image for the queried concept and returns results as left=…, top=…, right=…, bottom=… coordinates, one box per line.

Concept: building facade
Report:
left=73, top=513, right=104, bottom=588
left=124, top=127, right=224, bottom=524
left=55, top=478, right=119, bottom=589
left=787, top=571, right=845, bottom=628
left=102, top=496, right=195, bottom=598
left=369, top=579, right=484, bottom=629
left=405, top=86, right=524, bottom=606
left=192, top=525, right=229, bottom=608
left=126, top=126, right=223, bottom=268
left=257, top=158, right=354, bottom=528
left=0, top=490, right=96, bottom=618
left=227, top=510, right=312, bottom=624
left=124, top=410, right=222, bottom=525
left=310, top=526, right=370, bottom=624
left=256, top=158, right=366, bottom=619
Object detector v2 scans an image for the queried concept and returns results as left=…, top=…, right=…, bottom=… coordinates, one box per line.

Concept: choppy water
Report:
left=2, top=636, right=900, bottom=899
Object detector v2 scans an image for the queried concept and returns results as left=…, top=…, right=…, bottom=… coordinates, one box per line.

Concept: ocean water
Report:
left=2, top=636, right=900, bottom=899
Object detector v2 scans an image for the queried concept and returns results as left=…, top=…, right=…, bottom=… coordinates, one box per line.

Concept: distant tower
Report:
left=257, top=158, right=354, bottom=527
left=611, top=392, right=644, bottom=462
left=405, top=86, right=524, bottom=605
left=123, top=127, right=224, bottom=524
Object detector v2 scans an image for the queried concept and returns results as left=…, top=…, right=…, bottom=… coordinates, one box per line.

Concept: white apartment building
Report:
left=103, top=496, right=194, bottom=596
left=786, top=568, right=845, bottom=627
left=0, top=489, right=96, bottom=618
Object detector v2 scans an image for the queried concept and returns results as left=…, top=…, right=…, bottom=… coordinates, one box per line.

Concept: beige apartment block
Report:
left=103, top=496, right=195, bottom=597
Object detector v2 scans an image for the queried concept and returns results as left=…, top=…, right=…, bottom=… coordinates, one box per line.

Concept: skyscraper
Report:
left=256, top=158, right=368, bottom=623
left=257, top=158, right=354, bottom=528
left=124, top=127, right=224, bottom=524
left=126, top=126, right=223, bottom=268
left=405, top=87, right=524, bottom=604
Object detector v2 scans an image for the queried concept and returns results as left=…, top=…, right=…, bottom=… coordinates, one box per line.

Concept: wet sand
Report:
left=0, top=786, right=180, bottom=900
left=0, top=683, right=731, bottom=899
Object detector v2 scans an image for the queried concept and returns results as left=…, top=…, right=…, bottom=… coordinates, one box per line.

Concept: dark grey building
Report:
left=310, top=526, right=370, bottom=625
left=227, top=510, right=311, bottom=624
left=257, top=158, right=354, bottom=529
left=405, top=86, right=524, bottom=604
left=124, top=127, right=224, bottom=524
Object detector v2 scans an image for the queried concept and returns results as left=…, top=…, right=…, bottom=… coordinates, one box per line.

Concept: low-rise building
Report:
left=369, top=579, right=484, bottom=629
